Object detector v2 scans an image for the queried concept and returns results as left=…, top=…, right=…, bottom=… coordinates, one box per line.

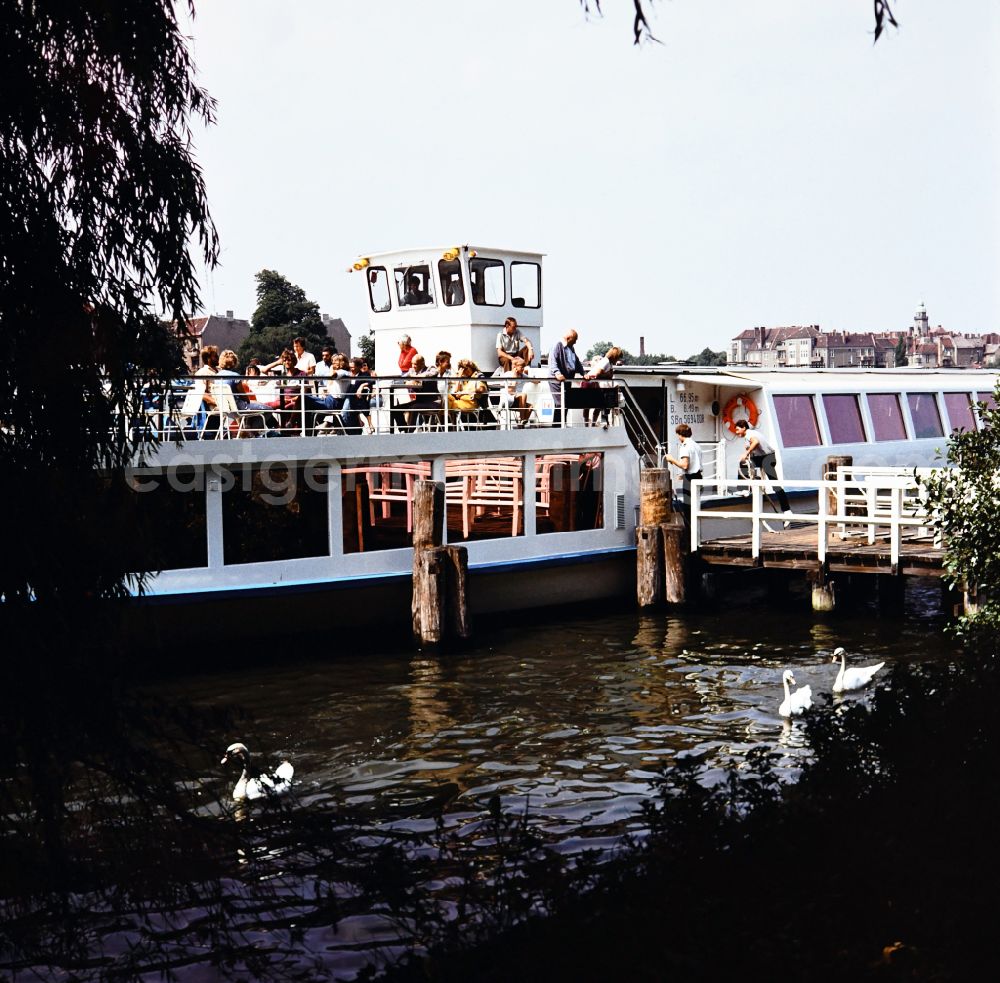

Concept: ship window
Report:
left=443, top=456, right=526, bottom=540
left=943, top=392, right=976, bottom=432
left=438, top=259, right=465, bottom=306
left=123, top=469, right=207, bottom=570
left=368, top=267, right=391, bottom=313
left=822, top=394, right=867, bottom=444
left=511, top=262, right=541, bottom=309
left=535, top=453, right=604, bottom=534
left=773, top=395, right=821, bottom=447
left=977, top=390, right=998, bottom=412
left=221, top=464, right=328, bottom=565
left=867, top=393, right=907, bottom=441
left=469, top=257, right=505, bottom=306
left=395, top=265, right=435, bottom=307
left=907, top=393, right=943, bottom=439
left=341, top=460, right=432, bottom=553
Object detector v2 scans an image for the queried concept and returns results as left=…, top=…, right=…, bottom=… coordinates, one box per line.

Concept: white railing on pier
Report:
left=689, top=467, right=939, bottom=570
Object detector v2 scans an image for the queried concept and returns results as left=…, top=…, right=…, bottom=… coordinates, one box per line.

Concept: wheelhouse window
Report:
left=438, top=259, right=465, bottom=306
left=469, top=257, right=505, bottom=306
left=368, top=267, right=391, bottom=313
left=510, top=262, right=541, bottom=309
left=822, top=394, right=867, bottom=444
left=906, top=393, right=943, bottom=439
left=772, top=394, right=821, bottom=447
left=867, top=393, right=906, bottom=441
left=395, top=265, right=435, bottom=307
left=943, top=392, right=976, bottom=432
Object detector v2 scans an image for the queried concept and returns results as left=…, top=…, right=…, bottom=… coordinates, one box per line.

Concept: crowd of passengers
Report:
left=178, top=318, right=623, bottom=436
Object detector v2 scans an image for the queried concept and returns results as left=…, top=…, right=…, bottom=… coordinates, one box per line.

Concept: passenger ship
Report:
left=127, top=244, right=998, bottom=635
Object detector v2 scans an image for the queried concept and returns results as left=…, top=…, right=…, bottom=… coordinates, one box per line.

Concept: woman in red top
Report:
left=397, top=334, right=418, bottom=374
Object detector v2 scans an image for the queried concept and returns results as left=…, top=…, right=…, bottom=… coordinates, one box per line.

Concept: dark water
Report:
left=152, top=575, right=957, bottom=978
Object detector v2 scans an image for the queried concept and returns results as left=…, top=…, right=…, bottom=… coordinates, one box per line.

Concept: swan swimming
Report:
left=221, top=742, right=294, bottom=801
left=831, top=647, right=885, bottom=693
left=778, top=669, right=812, bottom=718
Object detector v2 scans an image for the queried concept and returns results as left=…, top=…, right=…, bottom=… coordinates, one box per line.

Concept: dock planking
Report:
left=697, top=523, right=947, bottom=577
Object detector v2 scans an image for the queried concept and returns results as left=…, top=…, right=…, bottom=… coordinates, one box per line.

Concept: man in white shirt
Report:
left=734, top=418, right=793, bottom=523
left=664, top=423, right=703, bottom=529
left=314, top=345, right=336, bottom=379
left=292, top=336, right=316, bottom=375
left=496, top=317, right=534, bottom=370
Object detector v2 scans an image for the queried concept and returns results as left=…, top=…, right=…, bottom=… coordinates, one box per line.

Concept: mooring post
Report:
left=444, top=544, right=472, bottom=640
left=661, top=516, right=686, bottom=604
left=412, top=479, right=445, bottom=645
left=636, top=468, right=673, bottom=608
left=810, top=566, right=836, bottom=612
left=823, top=455, right=853, bottom=526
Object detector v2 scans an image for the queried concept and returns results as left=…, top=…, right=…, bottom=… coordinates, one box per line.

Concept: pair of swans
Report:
left=221, top=742, right=294, bottom=801
left=779, top=648, right=886, bottom=718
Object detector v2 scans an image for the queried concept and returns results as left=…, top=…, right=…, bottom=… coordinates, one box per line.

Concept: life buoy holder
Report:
left=722, top=393, right=759, bottom=436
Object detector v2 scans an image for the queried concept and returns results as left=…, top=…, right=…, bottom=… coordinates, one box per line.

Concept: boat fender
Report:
left=722, top=393, right=759, bottom=436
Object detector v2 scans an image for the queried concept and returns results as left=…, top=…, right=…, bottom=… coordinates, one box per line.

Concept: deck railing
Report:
left=133, top=374, right=624, bottom=441
left=690, top=467, right=939, bottom=569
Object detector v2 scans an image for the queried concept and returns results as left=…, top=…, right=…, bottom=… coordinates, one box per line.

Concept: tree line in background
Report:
left=585, top=340, right=727, bottom=366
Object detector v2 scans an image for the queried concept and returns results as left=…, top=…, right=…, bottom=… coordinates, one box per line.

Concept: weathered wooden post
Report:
left=810, top=566, right=836, bottom=612
left=661, top=516, right=686, bottom=604
left=636, top=525, right=663, bottom=607
left=636, top=468, right=672, bottom=608
left=444, top=544, right=472, bottom=640
left=823, top=454, right=853, bottom=524
left=412, top=479, right=445, bottom=644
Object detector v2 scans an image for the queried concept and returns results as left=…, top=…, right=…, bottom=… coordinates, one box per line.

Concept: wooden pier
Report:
left=683, top=467, right=956, bottom=611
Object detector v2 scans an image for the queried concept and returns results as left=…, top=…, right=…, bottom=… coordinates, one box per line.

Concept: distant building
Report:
left=321, top=314, right=352, bottom=355
left=175, top=311, right=251, bottom=371
left=730, top=302, right=993, bottom=370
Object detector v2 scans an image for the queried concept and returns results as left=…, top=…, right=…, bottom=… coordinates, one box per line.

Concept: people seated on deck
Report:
left=262, top=336, right=316, bottom=377
left=397, top=334, right=418, bottom=374
left=186, top=345, right=220, bottom=435
left=401, top=274, right=431, bottom=306
left=498, top=356, right=533, bottom=426
left=582, top=345, right=622, bottom=427
left=315, top=345, right=338, bottom=379
left=258, top=349, right=308, bottom=430
left=289, top=352, right=351, bottom=431
left=342, top=357, right=374, bottom=434
left=496, top=316, right=535, bottom=371
left=447, top=359, right=488, bottom=423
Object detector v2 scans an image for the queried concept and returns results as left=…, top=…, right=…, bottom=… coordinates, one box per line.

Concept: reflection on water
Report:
left=176, top=577, right=955, bottom=843
left=149, top=577, right=957, bottom=976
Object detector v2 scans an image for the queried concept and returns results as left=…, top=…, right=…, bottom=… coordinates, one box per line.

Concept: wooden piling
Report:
left=810, top=567, right=836, bottom=612
left=662, top=517, right=686, bottom=604
left=640, top=468, right=673, bottom=525
left=444, top=544, right=472, bottom=640
left=636, top=525, right=663, bottom=608
left=412, top=480, right=446, bottom=645
left=823, top=455, right=853, bottom=518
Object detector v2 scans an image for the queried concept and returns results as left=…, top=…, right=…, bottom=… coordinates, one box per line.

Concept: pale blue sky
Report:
left=185, top=1, right=999, bottom=356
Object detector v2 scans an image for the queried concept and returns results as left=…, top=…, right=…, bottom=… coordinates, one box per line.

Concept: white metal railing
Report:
left=689, top=469, right=938, bottom=569
left=133, top=375, right=623, bottom=440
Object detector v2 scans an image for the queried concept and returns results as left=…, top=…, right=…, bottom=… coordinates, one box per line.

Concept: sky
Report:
left=182, top=0, right=999, bottom=357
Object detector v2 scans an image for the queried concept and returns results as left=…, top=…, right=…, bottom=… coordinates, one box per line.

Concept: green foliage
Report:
left=238, top=269, right=333, bottom=364
left=894, top=336, right=909, bottom=366
left=358, top=330, right=375, bottom=364
left=920, top=381, right=1000, bottom=639
left=685, top=346, right=727, bottom=366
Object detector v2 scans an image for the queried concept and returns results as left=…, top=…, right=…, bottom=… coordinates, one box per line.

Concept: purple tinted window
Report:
left=907, top=393, right=943, bottom=439
left=867, top=393, right=906, bottom=441
left=978, top=391, right=998, bottom=412
left=773, top=394, right=821, bottom=448
left=822, top=394, right=866, bottom=444
left=943, top=392, right=976, bottom=432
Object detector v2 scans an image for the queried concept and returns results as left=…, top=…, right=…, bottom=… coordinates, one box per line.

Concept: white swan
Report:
left=221, top=742, right=294, bottom=801
left=831, top=647, right=885, bottom=693
left=778, top=669, right=812, bottom=718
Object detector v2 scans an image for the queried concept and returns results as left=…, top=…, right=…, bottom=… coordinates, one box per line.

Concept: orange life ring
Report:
left=722, top=393, right=759, bottom=436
